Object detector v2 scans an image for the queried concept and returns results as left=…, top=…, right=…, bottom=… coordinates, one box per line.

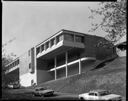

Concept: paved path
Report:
left=2, top=88, right=79, bottom=100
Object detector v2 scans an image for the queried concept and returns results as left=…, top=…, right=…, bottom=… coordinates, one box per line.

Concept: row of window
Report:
left=36, top=33, right=84, bottom=55
left=64, top=33, right=84, bottom=43
left=36, top=34, right=63, bottom=55
left=6, top=59, right=19, bottom=69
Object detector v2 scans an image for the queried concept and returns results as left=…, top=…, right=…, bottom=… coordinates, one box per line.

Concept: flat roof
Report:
left=5, top=57, right=19, bottom=67
left=35, top=29, right=86, bottom=48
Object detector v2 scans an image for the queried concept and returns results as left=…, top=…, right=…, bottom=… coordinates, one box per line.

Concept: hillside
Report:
left=39, top=56, right=126, bottom=98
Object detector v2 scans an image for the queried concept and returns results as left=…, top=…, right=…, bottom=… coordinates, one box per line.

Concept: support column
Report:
left=65, top=51, right=68, bottom=78
left=79, top=58, right=81, bottom=74
left=34, top=47, right=37, bottom=85
left=49, top=40, right=51, bottom=48
left=54, top=56, right=57, bottom=80
left=44, top=43, right=46, bottom=51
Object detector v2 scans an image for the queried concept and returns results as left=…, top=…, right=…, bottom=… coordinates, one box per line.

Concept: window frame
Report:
left=75, top=35, right=84, bottom=43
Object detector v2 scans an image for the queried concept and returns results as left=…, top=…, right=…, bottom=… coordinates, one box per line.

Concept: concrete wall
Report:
left=19, top=52, right=30, bottom=75
left=20, top=73, right=36, bottom=87
left=81, top=60, right=96, bottom=73
left=19, top=50, right=36, bottom=87
left=81, top=35, right=116, bottom=60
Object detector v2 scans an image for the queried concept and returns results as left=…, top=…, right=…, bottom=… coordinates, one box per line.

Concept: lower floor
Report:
left=37, top=53, right=96, bottom=84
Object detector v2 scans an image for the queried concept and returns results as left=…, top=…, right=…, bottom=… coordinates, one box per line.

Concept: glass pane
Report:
left=41, top=45, right=44, bottom=52
left=51, top=38, right=55, bottom=47
left=57, top=34, right=63, bottom=43
left=75, top=35, right=84, bottom=43
left=45, top=41, right=49, bottom=49
left=64, top=33, right=74, bottom=42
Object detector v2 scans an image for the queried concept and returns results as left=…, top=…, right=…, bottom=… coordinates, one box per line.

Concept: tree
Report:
left=89, top=0, right=126, bottom=43
left=2, top=38, right=16, bottom=86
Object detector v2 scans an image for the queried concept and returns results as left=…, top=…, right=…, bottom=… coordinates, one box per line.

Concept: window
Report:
left=14, top=62, right=16, bottom=67
left=17, top=60, right=19, bottom=65
left=10, top=64, right=12, bottom=68
left=36, top=47, right=40, bottom=55
left=99, top=91, right=110, bottom=96
left=45, top=41, right=49, bottom=50
left=64, top=33, right=74, bottom=42
left=12, top=62, right=14, bottom=67
left=41, top=44, right=44, bottom=52
left=89, top=93, right=94, bottom=96
left=56, top=34, right=63, bottom=43
left=75, top=35, right=84, bottom=43
left=16, top=60, right=18, bottom=65
left=51, top=38, right=55, bottom=47
left=8, top=65, right=10, bottom=69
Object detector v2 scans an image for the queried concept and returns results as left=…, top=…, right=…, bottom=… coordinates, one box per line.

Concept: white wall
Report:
left=20, top=73, right=36, bottom=87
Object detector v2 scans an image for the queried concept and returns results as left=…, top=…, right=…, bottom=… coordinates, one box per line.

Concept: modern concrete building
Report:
left=4, top=29, right=117, bottom=87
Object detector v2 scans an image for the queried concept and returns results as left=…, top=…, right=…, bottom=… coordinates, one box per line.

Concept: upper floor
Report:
left=5, top=58, right=19, bottom=74
left=36, top=29, right=85, bottom=59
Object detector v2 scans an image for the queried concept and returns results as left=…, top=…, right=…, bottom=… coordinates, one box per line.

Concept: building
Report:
left=4, top=29, right=116, bottom=87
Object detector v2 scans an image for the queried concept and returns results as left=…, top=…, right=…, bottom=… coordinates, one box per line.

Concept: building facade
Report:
left=4, top=29, right=116, bottom=87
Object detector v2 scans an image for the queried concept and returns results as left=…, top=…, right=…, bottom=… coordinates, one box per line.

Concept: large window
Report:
left=17, top=60, right=19, bottom=65
left=51, top=38, right=55, bottom=47
left=64, top=33, right=74, bottom=42
left=41, top=44, right=44, bottom=52
left=75, top=35, right=84, bottom=43
left=56, top=34, right=63, bottom=43
left=45, top=41, right=49, bottom=50
left=36, top=47, right=40, bottom=55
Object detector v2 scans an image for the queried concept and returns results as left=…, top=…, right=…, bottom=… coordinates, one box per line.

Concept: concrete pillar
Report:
left=79, top=58, right=81, bottom=74
left=44, top=43, right=46, bottom=50
left=54, top=56, right=57, bottom=80
left=34, top=47, right=37, bottom=85
left=49, top=40, right=51, bottom=48
left=65, top=51, right=68, bottom=77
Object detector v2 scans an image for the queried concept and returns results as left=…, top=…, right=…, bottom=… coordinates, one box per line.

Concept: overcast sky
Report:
left=2, top=1, right=108, bottom=57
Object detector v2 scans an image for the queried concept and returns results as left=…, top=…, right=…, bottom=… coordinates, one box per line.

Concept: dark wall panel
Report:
left=37, top=70, right=54, bottom=84
left=67, top=63, right=79, bottom=76
left=56, top=67, right=66, bottom=79
left=5, top=68, right=19, bottom=84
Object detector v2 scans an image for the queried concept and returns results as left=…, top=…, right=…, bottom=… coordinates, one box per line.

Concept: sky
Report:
left=2, top=1, right=108, bottom=58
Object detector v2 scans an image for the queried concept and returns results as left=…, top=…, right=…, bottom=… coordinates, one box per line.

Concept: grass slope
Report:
left=40, top=56, right=126, bottom=98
